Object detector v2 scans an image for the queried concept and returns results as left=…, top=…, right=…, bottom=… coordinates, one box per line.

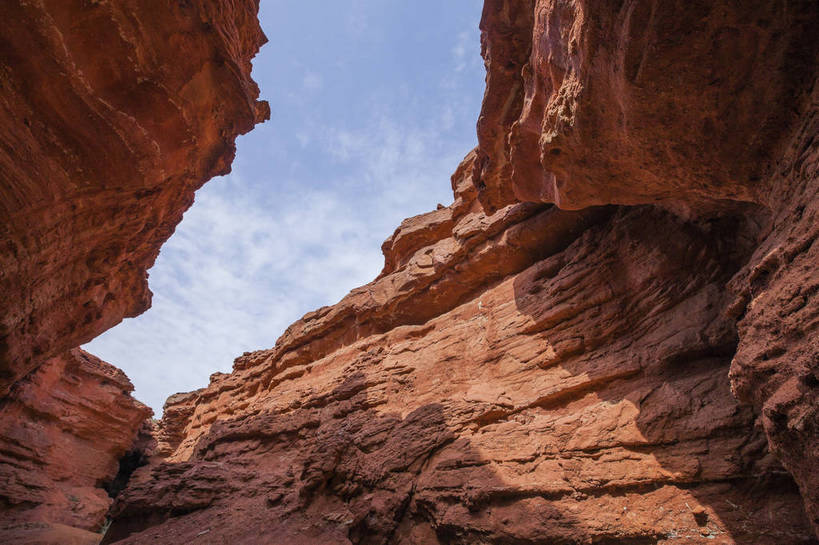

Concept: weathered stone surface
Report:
left=727, top=80, right=819, bottom=534
left=474, top=0, right=818, bottom=212
left=0, top=349, right=151, bottom=539
left=472, top=0, right=819, bottom=534
left=101, top=156, right=816, bottom=543
left=1, top=0, right=817, bottom=543
left=0, top=0, right=269, bottom=394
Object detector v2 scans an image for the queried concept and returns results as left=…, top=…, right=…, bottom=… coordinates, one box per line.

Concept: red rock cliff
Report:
left=0, top=0, right=267, bottom=542
left=0, top=0, right=269, bottom=394
left=0, top=349, right=151, bottom=544
left=2, top=1, right=819, bottom=544
left=98, top=1, right=819, bottom=544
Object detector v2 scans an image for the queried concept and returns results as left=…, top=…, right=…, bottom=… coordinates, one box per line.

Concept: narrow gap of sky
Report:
left=85, top=1, right=486, bottom=413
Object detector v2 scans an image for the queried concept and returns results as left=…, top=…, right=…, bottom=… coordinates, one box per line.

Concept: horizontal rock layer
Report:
left=0, top=349, right=151, bottom=542
left=0, top=0, right=269, bottom=394
left=101, top=1, right=819, bottom=543
left=102, top=151, right=816, bottom=543
left=472, top=0, right=819, bottom=535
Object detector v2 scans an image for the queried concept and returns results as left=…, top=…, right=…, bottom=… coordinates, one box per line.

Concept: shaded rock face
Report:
left=0, top=349, right=151, bottom=541
left=0, top=0, right=267, bottom=541
left=473, top=0, right=818, bottom=212
left=0, top=0, right=269, bottom=395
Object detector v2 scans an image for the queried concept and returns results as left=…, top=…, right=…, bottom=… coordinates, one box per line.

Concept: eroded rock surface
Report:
left=0, top=349, right=151, bottom=542
left=102, top=152, right=816, bottom=543
left=98, top=1, right=819, bottom=543
left=1, top=0, right=817, bottom=544
left=474, top=0, right=818, bottom=211
left=0, top=0, right=269, bottom=394
left=472, top=0, right=819, bottom=535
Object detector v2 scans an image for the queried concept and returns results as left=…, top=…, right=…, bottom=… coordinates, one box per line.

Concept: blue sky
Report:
left=85, top=1, right=486, bottom=413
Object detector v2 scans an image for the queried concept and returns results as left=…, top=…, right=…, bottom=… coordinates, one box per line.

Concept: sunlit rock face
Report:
left=103, top=148, right=816, bottom=543
left=0, top=349, right=151, bottom=543
left=0, top=0, right=269, bottom=395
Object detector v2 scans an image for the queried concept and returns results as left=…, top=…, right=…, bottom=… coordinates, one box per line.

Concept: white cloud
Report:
left=303, top=71, right=323, bottom=91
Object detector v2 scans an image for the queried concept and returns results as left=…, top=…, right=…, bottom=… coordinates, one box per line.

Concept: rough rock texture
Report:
left=96, top=1, right=819, bottom=543
left=101, top=149, right=817, bottom=543
left=472, top=0, right=819, bottom=534
left=2, top=0, right=817, bottom=543
left=473, top=0, right=818, bottom=212
left=0, top=349, right=151, bottom=542
left=0, top=0, right=269, bottom=395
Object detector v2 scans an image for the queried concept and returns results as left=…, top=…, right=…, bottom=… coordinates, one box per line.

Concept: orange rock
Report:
left=0, top=0, right=269, bottom=395
left=1, top=1, right=818, bottom=544
left=102, top=161, right=815, bottom=543
left=0, top=349, right=151, bottom=537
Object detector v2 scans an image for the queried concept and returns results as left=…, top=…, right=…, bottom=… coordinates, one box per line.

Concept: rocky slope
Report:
left=0, top=349, right=151, bottom=544
left=0, top=0, right=269, bottom=395
left=98, top=1, right=819, bottom=544
left=104, top=158, right=817, bottom=543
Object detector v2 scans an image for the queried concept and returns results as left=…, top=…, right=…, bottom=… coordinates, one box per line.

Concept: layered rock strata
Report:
left=99, top=1, right=819, bottom=543
left=102, top=150, right=816, bottom=543
left=473, top=0, right=819, bottom=534
left=0, top=349, right=151, bottom=543
left=0, top=0, right=817, bottom=544
left=0, top=0, right=269, bottom=394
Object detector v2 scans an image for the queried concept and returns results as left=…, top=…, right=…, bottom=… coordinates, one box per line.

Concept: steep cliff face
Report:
left=473, top=0, right=819, bottom=534
left=97, top=1, right=819, bottom=544
left=0, top=349, right=151, bottom=543
left=0, top=0, right=269, bottom=395
left=0, top=0, right=268, bottom=541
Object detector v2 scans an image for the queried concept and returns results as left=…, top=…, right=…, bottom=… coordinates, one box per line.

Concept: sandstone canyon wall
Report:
left=0, top=0, right=268, bottom=541
left=1, top=1, right=818, bottom=544
left=0, top=0, right=269, bottom=395
left=99, top=1, right=819, bottom=543
left=0, top=349, right=151, bottom=544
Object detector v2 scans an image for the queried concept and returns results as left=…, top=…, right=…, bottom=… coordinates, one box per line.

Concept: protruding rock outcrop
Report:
left=0, top=0, right=269, bottom=395
left=0, top=349, right=151, bottom=543
left=473, top=0, right=818, bottom=212
left=102, top=151, right=816, bottom=543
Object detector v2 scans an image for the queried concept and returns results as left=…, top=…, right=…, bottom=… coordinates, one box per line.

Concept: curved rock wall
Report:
left=0, top=0, right=269, bottom=394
